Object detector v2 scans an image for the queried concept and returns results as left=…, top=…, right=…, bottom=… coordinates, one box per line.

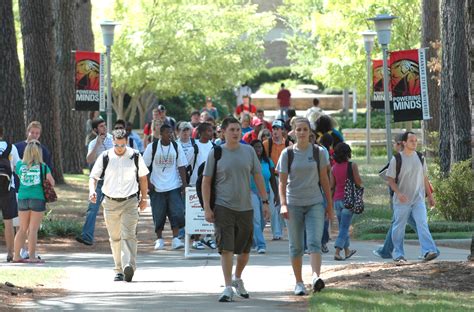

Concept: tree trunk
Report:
left=0, top=0, right=25, bottom=143
left=19, top=0, right=64, bottom=183
left=421, top=0, right=441, bottom=155
left=53, top=0, right=85, bottom=174
left=439, top=0, right=472, bottom=175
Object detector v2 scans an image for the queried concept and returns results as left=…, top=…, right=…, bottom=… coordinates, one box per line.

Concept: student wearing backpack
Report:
left=143, top=124, right=188, bottom=251
left=276, top=117, right=333, bottom=296
left=330, top=143, right=361, bottom=261
left=0, top=126, right=20, bottom=262
left=386, top=131, right=438, bottom=263
left=13, top=140, right=55, bottom=263
left=202, top=117, right=269, bottom=302
left=89, top=129, right=149, bottom=282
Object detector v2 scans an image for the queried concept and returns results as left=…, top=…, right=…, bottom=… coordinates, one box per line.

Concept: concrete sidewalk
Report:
left=4, top=234, right=470, bottom=311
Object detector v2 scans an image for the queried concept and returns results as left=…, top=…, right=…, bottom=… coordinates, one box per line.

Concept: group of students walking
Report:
left=1, top=103, right=440, bottom=302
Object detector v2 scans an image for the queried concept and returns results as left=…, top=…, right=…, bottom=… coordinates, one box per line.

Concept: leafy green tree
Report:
left=279, top=0, right=421, bottom=96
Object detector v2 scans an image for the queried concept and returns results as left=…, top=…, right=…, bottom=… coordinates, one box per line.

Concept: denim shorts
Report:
left=287, top=202, right=325, bottom=257
left=149, top=188, right=185, bottom=232
left=18, top=199, right=46, bottom=212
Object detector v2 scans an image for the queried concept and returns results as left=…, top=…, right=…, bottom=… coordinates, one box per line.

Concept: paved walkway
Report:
left=1, top=205, right=470, bottom=311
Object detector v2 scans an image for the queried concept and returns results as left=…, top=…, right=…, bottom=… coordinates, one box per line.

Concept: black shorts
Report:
left=214, top=205, right=253, bottom=255
left=0, top=189, right=18, bottom=220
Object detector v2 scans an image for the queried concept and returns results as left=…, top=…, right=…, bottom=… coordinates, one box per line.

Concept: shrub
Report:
left=432, top=159, right=474, bottom=222
left=334, top=111, right=422, bottom=130
left=38, top=213, right=82, bottom=239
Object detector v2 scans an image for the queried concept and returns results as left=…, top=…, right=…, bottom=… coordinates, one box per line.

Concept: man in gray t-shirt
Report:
left=202, top=117, right=269, bottom=303
left=387, top=131, right=437, bottom=263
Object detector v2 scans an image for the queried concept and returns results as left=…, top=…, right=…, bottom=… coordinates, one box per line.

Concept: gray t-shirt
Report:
left=386, top=151, right=427, bottom=206
left=276, top=145, right=329, bottom=206
left=203, top=144, right=261, bottom=212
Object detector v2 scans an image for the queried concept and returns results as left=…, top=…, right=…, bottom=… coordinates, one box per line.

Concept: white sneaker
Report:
left=312, top=273, right=325, bottom=292
left=257, top=248, right=266, bottom=254
left=192, top=241, right=205, bottom=250
left=231, top=275, right=249, bottom=298
left=294, top=282, right=307, bottom=296
left=171, top=237, right=184, bottom=250
left=154, top=239, right=165, bottom=250
left=218, top=286, right=234, bottom=302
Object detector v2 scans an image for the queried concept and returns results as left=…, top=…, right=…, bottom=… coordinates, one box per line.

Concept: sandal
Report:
left=12, top=258, right=29, bottom=263
left=334, top=254, right=344, bottom=261
left=28, top=258, right=45, bottom=264
left=345, top=250, right=357, bottom=259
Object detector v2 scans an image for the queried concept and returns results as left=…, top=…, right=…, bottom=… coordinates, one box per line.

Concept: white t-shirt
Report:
left=90, top=147, right=149, bottom=198
left=0, top=141, right=20, bottom=189
left=189, top=141, right=213, bottom=186
left=177, top=139, right=195, bottom=167
left=143, top=141, right=188, bottom=192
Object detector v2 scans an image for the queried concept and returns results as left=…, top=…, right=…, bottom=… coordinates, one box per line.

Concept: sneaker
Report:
left=192, top=241, right=205, bottom=250
left=312, top=275, right=325, bottom=292
left=424, top=252, right=438, bottom=262
left=394, top=256, right=407, bottom=263
left=171, top=237, right=184, bottom=250
left=201, top=237, right=217, bottom=249
left=154, top=239, right=165, bottom=250
left=114, top=273, right=124, bottom=281
left=372, top=249, right=383, bottom=258
left=124, top=265, right=134, bottom=282
left=20, top=248, right=29, bottom=259
left=294, top=282, right=307, bottom=296
left=75, top=236, right=93, bottom=246
left=218, top=286, right=234, bottom=302
left=231, top=276, right=249, bottom=298
left=321, top=244, right=329, bottom=254
left=257, top=248, right=266, bottom=254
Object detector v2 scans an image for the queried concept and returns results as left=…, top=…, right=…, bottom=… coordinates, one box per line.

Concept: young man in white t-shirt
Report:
left=0, top=126, right=20, bottom=262
left=143, top=124, right=189, bottom=250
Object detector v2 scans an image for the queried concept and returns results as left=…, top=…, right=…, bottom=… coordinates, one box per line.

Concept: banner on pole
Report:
left=371, top=59, right=392, bottom=109
left=390, top=49, right=431, bottom=122
left=75, top=51, right=104, bottom=111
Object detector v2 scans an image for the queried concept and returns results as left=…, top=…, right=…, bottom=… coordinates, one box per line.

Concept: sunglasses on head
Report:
left=28, top=141, right=41, bottom=146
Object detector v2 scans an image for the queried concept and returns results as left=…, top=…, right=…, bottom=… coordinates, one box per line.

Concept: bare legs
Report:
left=13, top=210, right=44, bottom=261
left=221, top=250, right=249, bottom=286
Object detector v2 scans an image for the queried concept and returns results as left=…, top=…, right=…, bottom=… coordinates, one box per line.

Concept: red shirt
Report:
left=277, top=89, right=291, bottom=107
left=235, top=104, right=257, bottom=116
left=143, top=122, right=152, bottom=136
left=242, top=130, right=258, bottom=144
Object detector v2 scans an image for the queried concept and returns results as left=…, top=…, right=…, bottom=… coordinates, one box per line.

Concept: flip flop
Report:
left=28, top=258, right=45, bottom=264
left=345, top=250, right=357, bottom=259
left=12, top=258, right=29, bottom=263
left=334, top=254, right=344, bottom=261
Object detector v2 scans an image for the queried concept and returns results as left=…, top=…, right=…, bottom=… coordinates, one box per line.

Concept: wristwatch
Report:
left=262, top=199, right=269, bottom=205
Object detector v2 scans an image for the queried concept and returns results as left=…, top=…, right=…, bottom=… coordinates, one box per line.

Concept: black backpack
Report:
left=196, top=145, right=222, bottom=210
left=148, top=140, right=179, bottom=173
left=185, top=138, right=199, bottom=184
left=287, top=144, right=321, bottom=187
left=0, top=143, right=13, bottom=195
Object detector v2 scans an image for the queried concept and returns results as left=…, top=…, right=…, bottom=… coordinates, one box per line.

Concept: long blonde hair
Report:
left=23, top=140, right=43, bottom=168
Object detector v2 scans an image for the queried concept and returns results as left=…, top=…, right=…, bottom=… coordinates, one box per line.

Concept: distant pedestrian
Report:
left=305, top=98, right=324, bottom=130
left=234, top=81, right=252, bottom=106
left=202, top=117, right=269, bottom=302
left=88, top=129, right=149, bottom=282
left=234, top=95, right=257, bottom=119
left=276, top=117, right=333, bottom=296
left=277, top=83, right=291, bottom=120
left=201, top=96, right=219, bottom=121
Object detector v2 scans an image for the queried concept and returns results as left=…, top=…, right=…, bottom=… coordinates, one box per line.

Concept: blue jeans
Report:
left=287, top=203, right=325, bottom=258
left=251, top=191, right=266, bottom=249
left=377, top=213, right=417, bottom=259
left=334, top=200, right=353, bottom=250
left=269, top=187, right=284, bottom=238
left=392, top=200, right=438, bottom=259
left=80, top=180, right=104, bottom=243
left=321, top=195, right=329, bottom=245
left=149, top=188, right=185, bottom=233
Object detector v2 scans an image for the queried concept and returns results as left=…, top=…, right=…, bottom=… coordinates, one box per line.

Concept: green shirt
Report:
left=16, top=161, right=50, bottom=201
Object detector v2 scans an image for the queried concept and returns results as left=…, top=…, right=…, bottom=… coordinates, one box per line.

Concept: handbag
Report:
left=343, top=162, right=364, bottom=214
left=40, top=163, right=57, bottom=203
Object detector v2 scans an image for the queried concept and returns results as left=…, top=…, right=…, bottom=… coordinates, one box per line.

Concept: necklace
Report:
left=160, top=142, right=172, bottom=172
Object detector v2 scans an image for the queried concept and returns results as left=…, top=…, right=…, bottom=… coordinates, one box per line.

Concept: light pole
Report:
left=361, top=31, right=377, bottom=164
left=368, top=14, right=397, bottom=162
left=100, top=21, right=119, bottom=133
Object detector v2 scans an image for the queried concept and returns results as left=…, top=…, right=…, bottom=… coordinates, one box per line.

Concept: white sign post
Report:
left=184, top=187, right=219, bottom=259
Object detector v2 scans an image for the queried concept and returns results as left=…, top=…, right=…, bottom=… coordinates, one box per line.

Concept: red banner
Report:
left=371, top=60, right=385, bottom=109
left=75, top=51, right=103, bottom=111
left=390, top=49, right=430, bottom=122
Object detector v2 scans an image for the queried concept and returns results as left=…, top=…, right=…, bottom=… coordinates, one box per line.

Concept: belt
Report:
left=104, top=194, right=138, bottom=202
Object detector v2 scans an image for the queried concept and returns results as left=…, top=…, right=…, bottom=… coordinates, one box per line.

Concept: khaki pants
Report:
left=103, top=197, right=139, bottom=273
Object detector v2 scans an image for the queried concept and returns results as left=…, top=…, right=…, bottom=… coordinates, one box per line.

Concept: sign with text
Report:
left=390, top=49, right=431, bottom=122
left=75, top=51, right=104, bottom=111
left=185, top=187, right=214, bottom=235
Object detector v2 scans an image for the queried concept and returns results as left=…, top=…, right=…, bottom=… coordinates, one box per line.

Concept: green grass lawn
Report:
left=310, top=288, right=474, bottom=312
left=0, top=268, right=65, bottom=288
left=351, top=156, right=474, bottom=240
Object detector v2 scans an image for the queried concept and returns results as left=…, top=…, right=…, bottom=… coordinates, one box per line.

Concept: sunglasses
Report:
left=114, top=144, right=127, bottom=148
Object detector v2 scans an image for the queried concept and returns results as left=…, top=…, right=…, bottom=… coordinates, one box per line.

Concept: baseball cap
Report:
left=272, top=119, right=284, bottom=129
left=157, top=104, right=166, bottom=111
left=178, top=121, right=193, bottom=130
left=252, top=117, right=263, bottom=127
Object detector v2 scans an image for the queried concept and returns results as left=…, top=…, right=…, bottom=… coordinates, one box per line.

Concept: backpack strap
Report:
left=346, top=161, right=354, bottom=182
left=1, top=143, right=12, bottom=159
left=191, top=138, right=199, bottom=169
left=394, top=153, right=402, bottom=183
left=416, top=151, right=424, bottom=166
left=129, top=137, right=134, bottom=148
left=287, top=146, right=294, bottom=174
left=312, top=144, right=321, bottom=187
left=149, top=140, right=158, bottom=173
left=133, top=152, right=139, bottom=184
left=268, top=138, right=273, bottom=159
left=171, top=140, right=179, bottom=160
left=285, top=138, right=290, bottom=147
left=212, top=145, right=222, bottom=185
left=100, top=151, right=109, bottom=180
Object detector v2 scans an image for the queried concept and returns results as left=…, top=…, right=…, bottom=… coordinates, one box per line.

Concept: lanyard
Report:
left=160, top=143, right=172, bottom=172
